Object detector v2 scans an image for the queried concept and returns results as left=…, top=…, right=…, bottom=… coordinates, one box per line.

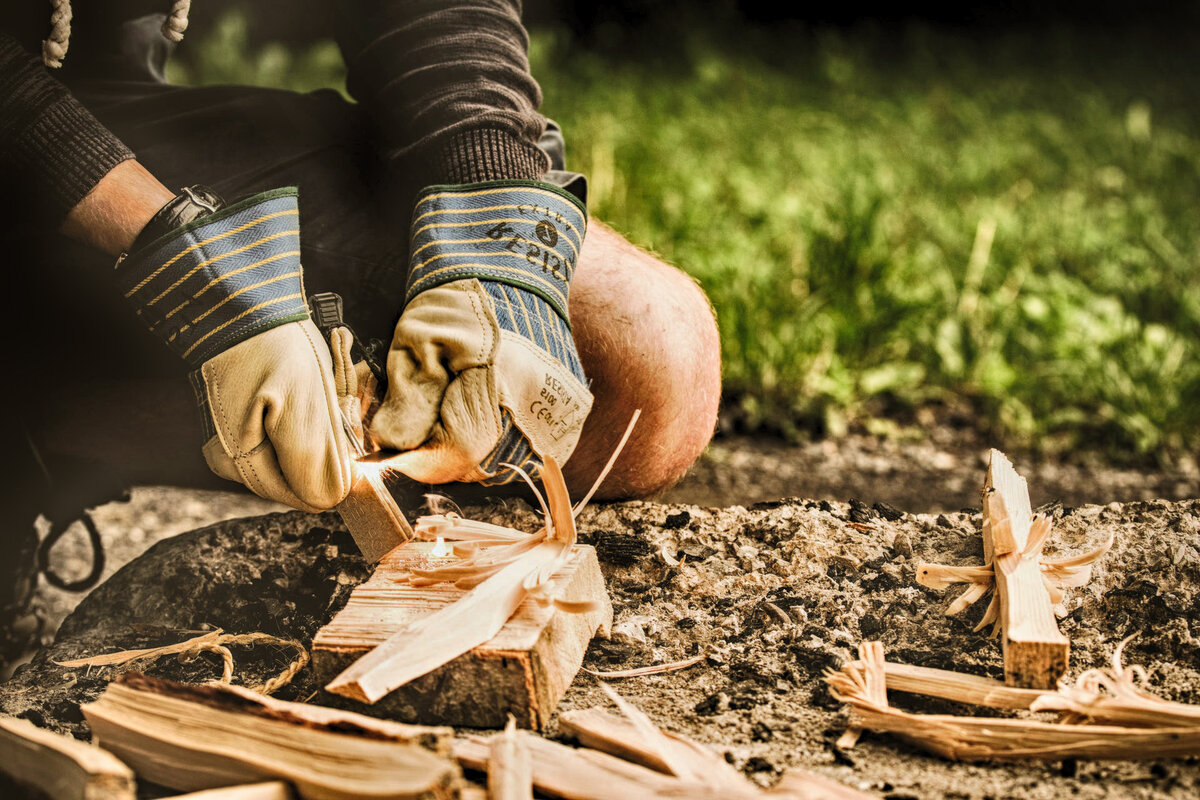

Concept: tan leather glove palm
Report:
left=199, top=319, right=353, bottom=512
left=372, top=181, right=593, bottom=484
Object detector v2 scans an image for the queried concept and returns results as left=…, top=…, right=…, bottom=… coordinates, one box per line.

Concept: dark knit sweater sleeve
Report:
left=337, top=0, right=550, bottom=186
left=0, top=34, right=134, bottom=224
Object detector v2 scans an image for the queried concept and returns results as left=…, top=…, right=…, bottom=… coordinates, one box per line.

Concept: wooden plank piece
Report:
left=454, top=735, right=685, bottom=800
left=313, top=541, right=612, bottom=729
left=767, top=769, right=876, bottom=800
left=984, top=449, right=1068, bottom=688
left=0, top=715, right=135, bottom=800
left=488, top=718, right=533, bottom=800
left=81, top=674, right=459, bottom=800
left=558, top=708, right=749, bottom=793
left=160, top=783, right=294, bottom=800
left=334, top=466, right=414, bottom=563
left=325, top=540, right=566, bottom=703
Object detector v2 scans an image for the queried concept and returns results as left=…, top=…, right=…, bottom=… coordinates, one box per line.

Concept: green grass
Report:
left=169, top=14, right=1200, bottom=459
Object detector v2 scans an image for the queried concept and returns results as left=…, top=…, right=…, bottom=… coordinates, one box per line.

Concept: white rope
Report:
left=41, top=0, right=72, bottom=68
left=162, top=0, right=192, bottom=43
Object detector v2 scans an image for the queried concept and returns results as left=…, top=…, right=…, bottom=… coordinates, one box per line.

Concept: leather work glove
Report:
left=116, top=187, right=353, bottom=511
left=371, top=180, right=593, bottom=485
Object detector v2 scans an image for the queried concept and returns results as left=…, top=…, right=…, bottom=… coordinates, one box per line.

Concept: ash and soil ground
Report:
left=7, top=432, right=1200, bottom=799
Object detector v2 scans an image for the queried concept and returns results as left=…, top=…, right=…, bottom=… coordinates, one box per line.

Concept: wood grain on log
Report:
left=313, top=541, right=611, bottom=729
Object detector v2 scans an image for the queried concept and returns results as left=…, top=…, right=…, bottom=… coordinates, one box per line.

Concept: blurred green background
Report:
left=167, top=7, right=1200, bottom=462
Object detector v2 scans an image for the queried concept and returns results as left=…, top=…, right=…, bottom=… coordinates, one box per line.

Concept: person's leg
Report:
left=563, top=222, right=721, bottom=499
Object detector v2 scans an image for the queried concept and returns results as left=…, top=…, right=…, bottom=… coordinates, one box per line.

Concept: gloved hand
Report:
left=371, top=180, right=593, bottom=484
left=116, top=187, right=353, bottom=511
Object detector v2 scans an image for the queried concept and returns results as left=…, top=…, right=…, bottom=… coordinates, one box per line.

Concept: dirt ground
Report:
left=9, top=432, right=1200, bottom=799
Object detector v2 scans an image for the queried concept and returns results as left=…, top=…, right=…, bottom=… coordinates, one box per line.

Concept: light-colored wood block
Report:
left=334, top=467, right=414, bottom=563
left=984, top=449, right=1069, bottom=688
left=313, top=541, right=612, bottom=729
left=0, top=715, right=135, bottom=800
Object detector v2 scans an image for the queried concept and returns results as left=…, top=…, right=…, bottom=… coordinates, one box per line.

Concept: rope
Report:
left=161, top=0, right=192, bottom=43
left=132, top=632, right=309, bottom=695
left=41, top=0, right=72, bottom=68
left=43, top=0, right=190, bottom=68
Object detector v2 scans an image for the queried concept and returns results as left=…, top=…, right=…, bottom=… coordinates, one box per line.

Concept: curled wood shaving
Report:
left=826, top=641, right=1200, bottom=761
left=555, top=598, right=605, bottom=614
left=581, top=653, right=707, bottom=679
left=916, top=520, right=1111, bottom=634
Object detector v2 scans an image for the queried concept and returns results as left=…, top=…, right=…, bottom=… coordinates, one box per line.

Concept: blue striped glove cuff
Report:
left=405, top=180, right=587, bottom=326
left=116, top=188, right=309, bottom=368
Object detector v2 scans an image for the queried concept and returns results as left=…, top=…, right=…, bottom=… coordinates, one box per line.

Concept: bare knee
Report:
left=563, top=221, right=721, bottom=499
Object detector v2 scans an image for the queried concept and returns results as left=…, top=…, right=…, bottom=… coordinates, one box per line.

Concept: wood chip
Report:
left=0, top=715, right=135, bottom=800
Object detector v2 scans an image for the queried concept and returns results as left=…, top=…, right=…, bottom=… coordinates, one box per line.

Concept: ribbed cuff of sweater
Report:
left=16, top=96, right=135, bottom=218
left=434, top=127, right=550, bottom=185
left=0, top=35, right=134, bottom=223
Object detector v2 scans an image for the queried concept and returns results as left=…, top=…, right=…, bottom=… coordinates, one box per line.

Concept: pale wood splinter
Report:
left=916, top=449, right=1082, bottom=689
left=334, top=465, right=414, bottom=563
left=983, top=449, right=1069, bottom=688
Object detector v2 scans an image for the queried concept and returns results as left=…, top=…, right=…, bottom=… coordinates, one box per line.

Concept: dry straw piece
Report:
left=581, top=652, right=708, bottom=679
left=827, top=642, right=1200, bottom=761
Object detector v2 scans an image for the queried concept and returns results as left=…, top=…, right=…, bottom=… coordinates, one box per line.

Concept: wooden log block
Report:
left=81, top=674, right=459, bottom=800
left=983, top=449, right=1069, bottom=688
left=334, top=466, right=414, bottom=563
left=312, top=541, right=612, bottom=730
left=0, top=715, right=135, bottom=800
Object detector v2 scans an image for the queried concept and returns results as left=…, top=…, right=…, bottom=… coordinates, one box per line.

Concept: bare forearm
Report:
left=59, top=159, right=174, bottom=257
